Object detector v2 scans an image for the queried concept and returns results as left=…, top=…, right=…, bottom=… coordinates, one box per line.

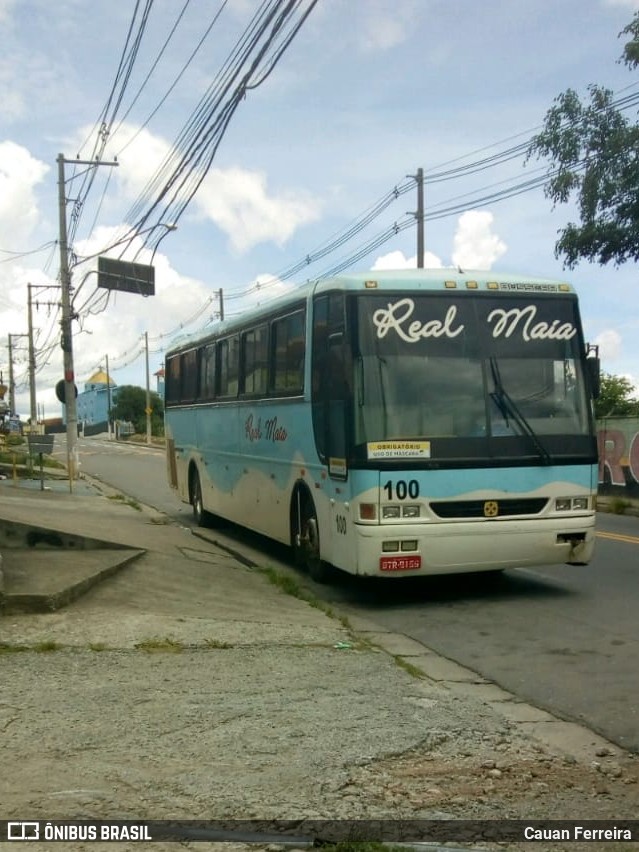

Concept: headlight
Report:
left=382, top=505, right=401, bottom=519
left=556, top=496, right=590, bottom=511
left=402, top=505, right=420, bottom=518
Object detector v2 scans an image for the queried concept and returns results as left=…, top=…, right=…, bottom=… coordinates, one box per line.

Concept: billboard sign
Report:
left=97, top=257, right=155, bottom=297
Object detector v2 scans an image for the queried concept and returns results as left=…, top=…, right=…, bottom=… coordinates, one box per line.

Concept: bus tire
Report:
left=292, top=491, right=332, bottom=584
left=190, top=469, right=206, bottom=527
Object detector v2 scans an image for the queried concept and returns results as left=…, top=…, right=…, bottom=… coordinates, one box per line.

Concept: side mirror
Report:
left=586, top=356, right=600, bottom=399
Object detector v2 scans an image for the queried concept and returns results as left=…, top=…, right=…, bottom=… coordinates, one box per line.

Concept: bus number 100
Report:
left=383, top=480, right=419, bottom=500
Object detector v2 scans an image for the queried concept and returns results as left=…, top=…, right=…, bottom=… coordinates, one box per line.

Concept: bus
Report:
left=164, top=269, right=599, bottom=583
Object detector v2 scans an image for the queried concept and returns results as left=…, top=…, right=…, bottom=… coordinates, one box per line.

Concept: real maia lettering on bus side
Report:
left=245, top=414, right=288, bottom=443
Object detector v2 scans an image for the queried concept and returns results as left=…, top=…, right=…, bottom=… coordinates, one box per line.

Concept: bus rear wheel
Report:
left=293, top=493, right=332, bottom=584
left=190, top=470, right=206, bottom=526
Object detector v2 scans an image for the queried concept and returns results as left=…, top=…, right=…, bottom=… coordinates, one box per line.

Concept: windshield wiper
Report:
left=489, top=358, right=552, bottom=465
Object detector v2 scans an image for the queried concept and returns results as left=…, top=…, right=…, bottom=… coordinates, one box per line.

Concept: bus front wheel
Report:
left=293, top=493, right=332, bottom=584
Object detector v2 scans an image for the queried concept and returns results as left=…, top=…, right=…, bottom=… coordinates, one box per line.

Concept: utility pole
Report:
left=27, top=284, right=37, bottom=430
left=409, top=167, right=425, bottom=267
left=145, top=332, right=151, bottom=445
left=218, top=288, right=224, bottom=322
left=7, top=335, right=15, bottom=415
left=58, top=153, right=79, bottom=483
left=105, top=354, right=112, bottom=440
left=7, top=333, right=28, bottom=415
left=57, top=153, right=118, bottom=485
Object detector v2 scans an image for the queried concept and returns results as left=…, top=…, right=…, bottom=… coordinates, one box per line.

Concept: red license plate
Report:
left=379, top=555, right=421, bottom=572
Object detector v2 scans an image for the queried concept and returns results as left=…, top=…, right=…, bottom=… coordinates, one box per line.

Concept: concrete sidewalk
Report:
left=0, top=476, right=340, bottom=645
left=1, top=474, right=637, bottom=849
left=0, top=477, right=140, bottom=615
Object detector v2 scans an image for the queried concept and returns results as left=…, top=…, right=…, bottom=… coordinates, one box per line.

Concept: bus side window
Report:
left=218, top=336, right=239, bottom=398
left=327, top=333, right=348, bottom=460
left=199, top=343, right=216, bottom=401
left=312, top=293, right=348, bottom=463
left=242, top=325, right=268, bottom=396
left=272, top=311, right=305, bottom=394
left=180, top=349, right=198, bottom=403
left=166, top=355, right=181, bottom=405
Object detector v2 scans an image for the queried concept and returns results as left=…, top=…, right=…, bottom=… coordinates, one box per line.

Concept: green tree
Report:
left=112, top=385, right=164, bottom=436
left=527, top=13, right=639, bottom=268
left=595, top=372, right=639, bottom=419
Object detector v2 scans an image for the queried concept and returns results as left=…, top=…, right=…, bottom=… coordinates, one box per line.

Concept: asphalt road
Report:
left=70, top=434, right=639, bottom=753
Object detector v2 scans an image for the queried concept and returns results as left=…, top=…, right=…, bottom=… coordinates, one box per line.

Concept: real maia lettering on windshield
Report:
left=487, top=305, right=577, bottom=341
left=372, top=299, right=577, bottom=343
left=373, top=299, right=463, bottom=341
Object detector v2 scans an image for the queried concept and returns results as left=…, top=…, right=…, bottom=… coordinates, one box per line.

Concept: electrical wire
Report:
left=124, top=0, right=320, bottom=249
left=114, top=0, right=230, bottom=157
left=0, top=241, right=58, bottom=263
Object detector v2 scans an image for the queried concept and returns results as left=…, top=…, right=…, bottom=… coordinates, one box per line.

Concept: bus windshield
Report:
left=353, top=293, right=593, bottom=465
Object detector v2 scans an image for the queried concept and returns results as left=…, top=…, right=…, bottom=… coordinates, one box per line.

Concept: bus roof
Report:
left=166, top=269, right=576, bottom=355
left=314, top=268, right=575, bottom=294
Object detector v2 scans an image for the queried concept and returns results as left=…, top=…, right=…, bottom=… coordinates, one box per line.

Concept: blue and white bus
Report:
left=165, top=269, right=599, bottom=582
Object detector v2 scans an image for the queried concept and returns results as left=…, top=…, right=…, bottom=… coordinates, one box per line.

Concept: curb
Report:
left=0, top=549, right=145, bottom=615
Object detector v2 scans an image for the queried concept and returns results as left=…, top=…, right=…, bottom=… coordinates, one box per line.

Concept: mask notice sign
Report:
left=367, top=441, right=431, bottom=460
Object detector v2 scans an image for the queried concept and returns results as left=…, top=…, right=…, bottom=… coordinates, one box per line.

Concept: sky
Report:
left=1, top=0, right=639, bottom=420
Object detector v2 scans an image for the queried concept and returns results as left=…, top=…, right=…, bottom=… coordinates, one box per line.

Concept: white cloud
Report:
left=196, top=167, right=321, bottom=253
left=603, top=0, right=639, bottom=9
left=1, top=127, right=321, bottom=417
left=0, top=141, right=48, bottom=250
left=371, top=249, right=443, bottom=270
left=232, top=273, right=298, bottom=315
left=371, top=210, right=507, bottom=272
left=101, top=124, right=321, bottom=254
left=0, top=0, right=15, bottom=25
left=71, top=227, right=216, bottom=367
left=451, top=210, right=507, bottom=270
left=358, top=0, right=420, bottom=51
left=595, top=328, right=622, bottom=361
left=621, top=373, right=639, bottom=398
left=5, top=221, right=215, bottom=419
left=0, top=143, right=51, bottom=400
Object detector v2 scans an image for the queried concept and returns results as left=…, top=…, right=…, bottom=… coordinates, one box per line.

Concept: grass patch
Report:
left=107, top=494, right=142, bottom=511
left=203, top=638, right=233, bottom=649
left=316, top=844, right=411, bottom=852
left=260, top=565, right=304, bottom=597
left=120, top=434, right=166, bottom=447
left=610, top=497, right=631, bottom=515
left=259, top=566, right=341, bottom=620
left=32, top=639, right=62, bottom=652
left=32, top=455, right=66, bottom=470
left=134, top=637, right=183, bottom=653
left=393, top=655, right=426, bottom=680
left=258, top=566, right=366, bottom=648
left=0, top=640, right=63, bottom=653
left=89, top=642, right=109, bottom=652
left=0, top=450, right=64, bottom=469
left=0, top=642, right=30, bottom=654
